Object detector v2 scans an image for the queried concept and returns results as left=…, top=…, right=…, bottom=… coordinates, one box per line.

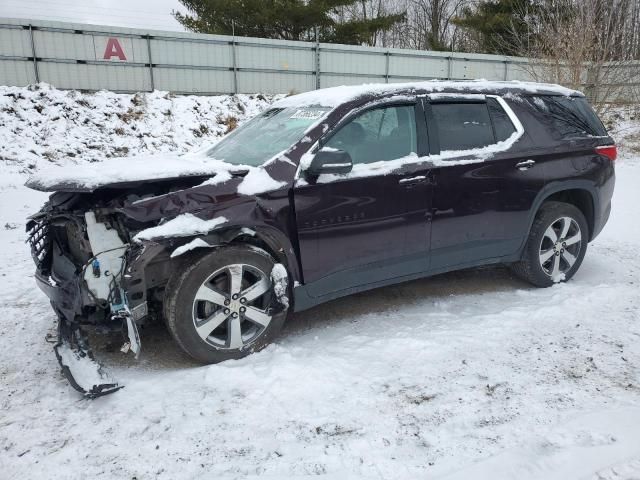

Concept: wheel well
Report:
left=543, top=189, right=594, bottom=239
left=142, top=231, right=292, bottom=314
left=231, top=234, right=286, bottom=267
left=166, top=229, right=292, bottom=279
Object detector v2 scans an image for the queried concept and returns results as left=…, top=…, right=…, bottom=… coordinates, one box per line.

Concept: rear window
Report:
left=431, top=102, right=494, bottom=151
left=529, top=95, right=607, bottom=138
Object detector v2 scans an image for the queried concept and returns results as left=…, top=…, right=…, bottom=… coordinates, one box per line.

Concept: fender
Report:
left=519, top=179, right=599, bottom=254
left=122, top=222, right=300, bottom=319
left=166, top=223, right=301, bottom=283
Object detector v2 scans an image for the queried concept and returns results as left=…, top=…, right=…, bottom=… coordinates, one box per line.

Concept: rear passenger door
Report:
left=424, top=95, right=545, bottom=270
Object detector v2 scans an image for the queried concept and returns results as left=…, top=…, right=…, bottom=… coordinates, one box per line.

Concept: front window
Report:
left=207, top=107, right=329, bottom=166
left=324, top=105, right=417, bottom=164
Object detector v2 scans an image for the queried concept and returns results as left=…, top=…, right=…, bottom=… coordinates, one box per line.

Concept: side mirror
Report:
left=306, top=148, right=353, bottom=176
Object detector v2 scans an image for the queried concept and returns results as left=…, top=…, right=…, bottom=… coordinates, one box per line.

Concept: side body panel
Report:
left=293, top=93, right=614, bottom=311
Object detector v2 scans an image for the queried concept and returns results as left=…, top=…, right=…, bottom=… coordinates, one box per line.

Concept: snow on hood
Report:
left=25, top=153, right=244, bottom=192
left=274, top=79, right=582, bottom=108
left=133, top=213, right=228, bottom=242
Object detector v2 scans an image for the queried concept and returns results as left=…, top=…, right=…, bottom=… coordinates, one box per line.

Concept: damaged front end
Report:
left=26, top=165, right=298, bottom=397
left=27, top=191, right=160, bottom=397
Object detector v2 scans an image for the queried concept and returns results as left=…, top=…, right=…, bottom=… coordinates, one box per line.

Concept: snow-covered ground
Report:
left=1, top=86, right=639, bottom=479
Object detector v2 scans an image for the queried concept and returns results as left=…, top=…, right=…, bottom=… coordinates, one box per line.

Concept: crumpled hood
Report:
left=25, top=152, right=246, bottom=192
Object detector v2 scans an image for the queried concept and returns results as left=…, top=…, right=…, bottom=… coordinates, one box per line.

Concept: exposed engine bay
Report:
left=26, top=176, right=219, bottom=397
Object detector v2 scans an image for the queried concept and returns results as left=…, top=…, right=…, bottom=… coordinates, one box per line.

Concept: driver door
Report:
left=293, top=102, right=433, bottom=299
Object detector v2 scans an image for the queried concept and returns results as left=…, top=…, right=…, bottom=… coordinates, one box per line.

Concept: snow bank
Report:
left=0, top=83, right=280, bottom=175
left=0, top=85, right=295, bottom=194
left=603, top=104, right=640, bottom=161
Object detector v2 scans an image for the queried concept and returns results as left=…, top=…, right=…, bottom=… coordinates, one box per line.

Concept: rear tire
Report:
left=512, top=201, right=588, bottom=287
left=164, top=245, right=288, bottom=363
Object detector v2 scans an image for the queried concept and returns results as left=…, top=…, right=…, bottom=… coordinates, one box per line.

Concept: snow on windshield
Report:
left=206, top=107, right=329, bottom=166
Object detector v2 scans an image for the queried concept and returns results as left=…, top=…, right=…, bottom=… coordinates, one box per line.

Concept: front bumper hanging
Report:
left=28, top=212, right=144, bottom=398
left=53, top=320, right=123, bottom=398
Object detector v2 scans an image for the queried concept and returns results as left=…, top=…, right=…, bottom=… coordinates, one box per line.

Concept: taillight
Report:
left=595, top=145, right=617, bottom=161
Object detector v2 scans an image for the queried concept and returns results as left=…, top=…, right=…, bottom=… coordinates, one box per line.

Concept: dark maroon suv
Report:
left=26, top=80, right=616, bottom=396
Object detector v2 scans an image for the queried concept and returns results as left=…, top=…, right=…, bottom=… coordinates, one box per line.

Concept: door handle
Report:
left=516, top=159, right=536, bottom=170
left=399, top=176, right=427, bottom=186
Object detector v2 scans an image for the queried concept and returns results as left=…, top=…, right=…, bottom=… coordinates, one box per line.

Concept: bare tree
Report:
left=327, top=0, right=639, bottom=108
left=508, top=0, right=640, bottom=111
left=331, top=0, right=409, bottom=46
left=333, top=0, right=473, bottom=50
left=404, top=0, right=467, bottom=50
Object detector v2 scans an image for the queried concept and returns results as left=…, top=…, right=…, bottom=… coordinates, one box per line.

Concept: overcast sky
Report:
left=0, top=0, right=188, bottom=31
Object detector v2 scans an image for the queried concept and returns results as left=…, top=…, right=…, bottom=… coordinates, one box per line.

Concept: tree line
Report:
left=174, top=0, right=640, bottom=60
left=175, top=0, right=640, bottom=105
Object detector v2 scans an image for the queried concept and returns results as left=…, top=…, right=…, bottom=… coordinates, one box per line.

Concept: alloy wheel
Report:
left=192, top=263, right=273, bottom=349
left=538, top=216, right=582, bottom=280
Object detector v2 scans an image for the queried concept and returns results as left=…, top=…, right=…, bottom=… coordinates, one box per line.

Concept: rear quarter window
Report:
left=487, top=98, right=517, bottom=141
left=528, top=95, right=608, bottom=139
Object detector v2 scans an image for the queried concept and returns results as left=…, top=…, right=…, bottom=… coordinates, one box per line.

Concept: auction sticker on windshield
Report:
left=290, top=109, right=326, bottom=120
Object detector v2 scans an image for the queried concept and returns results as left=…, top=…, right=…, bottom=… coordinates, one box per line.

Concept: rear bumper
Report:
left=591, top=168, right=615, bottom=241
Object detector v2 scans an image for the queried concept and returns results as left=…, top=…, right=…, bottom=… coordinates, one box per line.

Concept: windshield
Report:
left=206, top=107, right=330, bottom=166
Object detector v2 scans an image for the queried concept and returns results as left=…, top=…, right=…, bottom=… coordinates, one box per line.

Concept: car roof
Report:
left=273, top=80, right=583, bottom=110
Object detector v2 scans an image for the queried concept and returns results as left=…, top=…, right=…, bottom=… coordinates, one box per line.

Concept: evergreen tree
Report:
left=174, top=0, right=404, bottom=45
left=453, top=0, right=538, bottom=55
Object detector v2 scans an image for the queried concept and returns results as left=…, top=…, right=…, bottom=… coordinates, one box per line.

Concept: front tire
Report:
left=164, top=246, right=288, bottom=363
left=512, top=201, right=588, bottom=287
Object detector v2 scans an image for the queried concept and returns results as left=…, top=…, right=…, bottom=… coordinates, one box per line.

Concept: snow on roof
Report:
left=274, top=80, right=582, bottom=108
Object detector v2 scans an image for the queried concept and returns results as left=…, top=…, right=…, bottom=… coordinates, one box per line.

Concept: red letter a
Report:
left=103, top=38, right=127, bottom=60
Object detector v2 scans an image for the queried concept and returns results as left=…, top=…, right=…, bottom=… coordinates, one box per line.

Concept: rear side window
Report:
left=487, top=98, right=517, bottom=141
left=529, top=95, right=607, bottom=138
left=431, top=102, right=494, bottom=151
